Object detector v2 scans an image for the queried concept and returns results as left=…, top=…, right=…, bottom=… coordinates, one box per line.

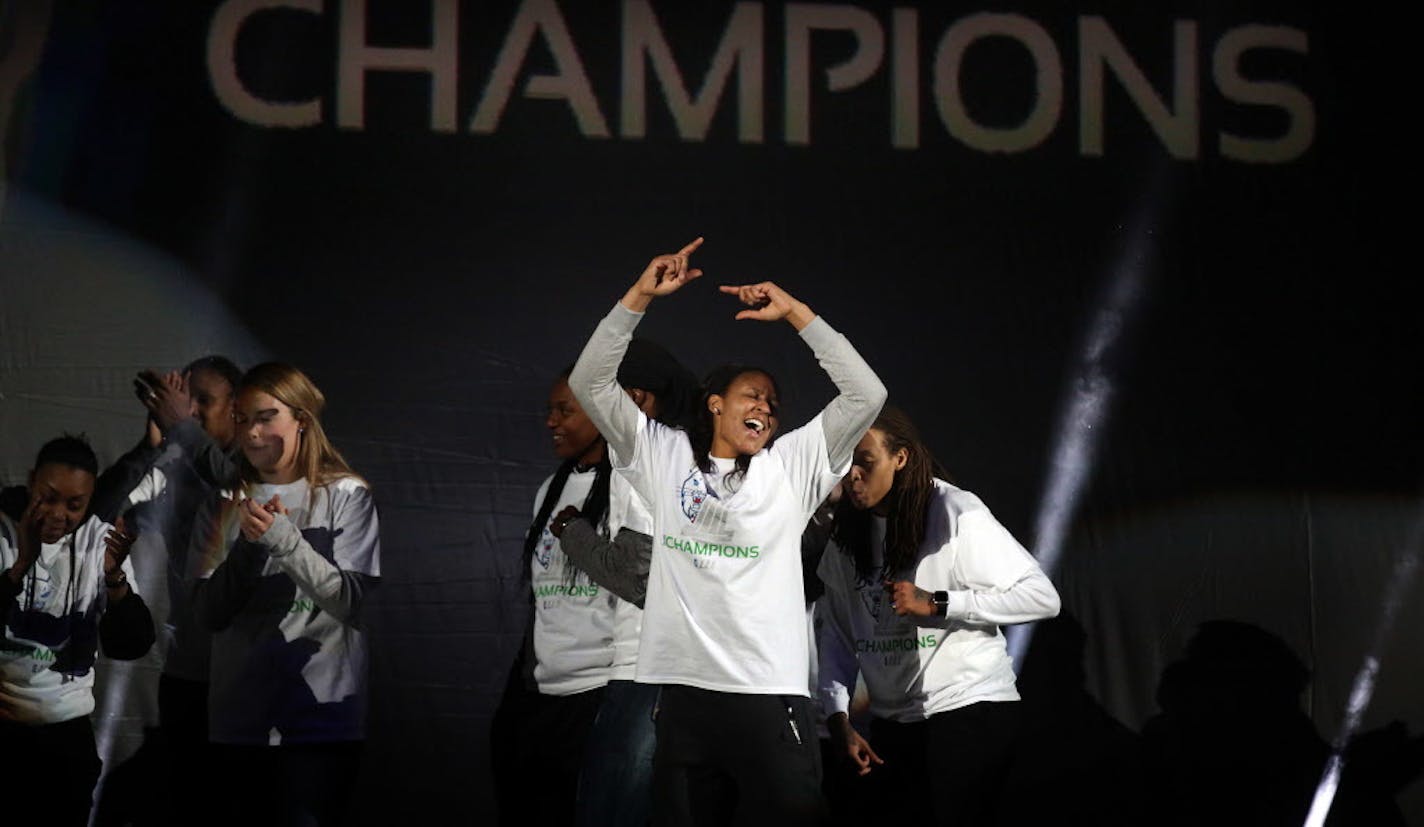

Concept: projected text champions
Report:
left=208, top=0, right=1314, bottom=163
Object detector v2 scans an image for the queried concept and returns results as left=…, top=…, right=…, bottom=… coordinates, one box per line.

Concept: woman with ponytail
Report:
left=192, top=363, right=380, bottom=826
left=569, top=238, right=887, bottom=826
left=491, top=366, right=620, bottom=826
left=816, top=406, right=1060, bottom=827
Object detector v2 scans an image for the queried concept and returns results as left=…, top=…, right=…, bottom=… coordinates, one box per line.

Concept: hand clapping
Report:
left=239, top=494, right=289, bottom=542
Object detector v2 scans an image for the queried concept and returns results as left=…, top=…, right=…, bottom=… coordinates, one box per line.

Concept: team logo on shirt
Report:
left=29, top=568, right=55, bottom=605
left=536, top=526, right=556, bottom=568
left=678, top=468, right=708, bottom=523
left=857, top=574, right=887, bottom=621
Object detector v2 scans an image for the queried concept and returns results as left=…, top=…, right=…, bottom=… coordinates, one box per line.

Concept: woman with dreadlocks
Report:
left=816, top=406, right=1060, bottom=827
left=491, top=365, right=621, bottom=826
left=569, top=237, right=886, bottom=826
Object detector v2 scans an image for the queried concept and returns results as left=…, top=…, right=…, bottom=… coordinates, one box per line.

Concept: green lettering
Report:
left=663, top=536, right=763, bottom=563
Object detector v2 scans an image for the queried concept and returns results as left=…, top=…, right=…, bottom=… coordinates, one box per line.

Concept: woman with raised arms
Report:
left=569, top=237, right=886, bottom=825
left=816, top=406, right=1060, bottom=826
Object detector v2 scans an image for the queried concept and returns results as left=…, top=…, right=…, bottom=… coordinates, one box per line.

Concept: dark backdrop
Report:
left=1, top=1, right=1417, bottom=822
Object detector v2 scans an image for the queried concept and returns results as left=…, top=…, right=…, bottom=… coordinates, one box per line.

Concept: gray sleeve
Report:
left=568, top=303, right=647, bottom=464
left=798, top=317, right=888, bottom=470
left=167, top=419, right=241, bottom=490
left=259, top=514, right=378, bottom=626
left=559, top=522, right=652, bottom=608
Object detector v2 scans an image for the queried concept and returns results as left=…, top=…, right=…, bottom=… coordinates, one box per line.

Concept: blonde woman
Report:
left=192, top=363, right=380, bottom=826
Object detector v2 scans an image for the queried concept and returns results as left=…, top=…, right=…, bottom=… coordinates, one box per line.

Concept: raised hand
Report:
left=139, top=369, right=192, bottom=431
left=718, top=281, right=814, bottom=330
left=624, top=237, right=704, bottom=310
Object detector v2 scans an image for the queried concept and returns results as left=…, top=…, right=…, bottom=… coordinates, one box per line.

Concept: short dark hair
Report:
left=184, top=355, right=242, bottom=390
left=33, top=434, right=99, bottom=476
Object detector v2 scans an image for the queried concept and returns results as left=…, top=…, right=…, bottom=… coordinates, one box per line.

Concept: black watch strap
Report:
left=932, top=590, right=949, bottom=617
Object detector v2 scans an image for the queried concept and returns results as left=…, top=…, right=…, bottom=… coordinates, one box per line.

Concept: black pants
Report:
left=159, top=675, right=212, bottom=822
left=208, top=741, right=364, bottom=827
left=493, top=684, right=606, bottom=826
left=0, top=715, right=103, bottom=826
left=652, top=685, right=827, bottom=827
left=90, top=675, right=212, bottom=827
left=855, top=700, right=1022, bottom=827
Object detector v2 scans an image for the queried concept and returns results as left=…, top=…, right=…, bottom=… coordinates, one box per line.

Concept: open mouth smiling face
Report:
left=711, top=371, right=780, bottom=456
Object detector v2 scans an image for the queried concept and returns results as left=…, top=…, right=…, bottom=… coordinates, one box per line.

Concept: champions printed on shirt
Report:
left=533, top=519, right=602, bottom=600
left=528, top=469, right=619, bottom=696
left=851, top=564, right=939, bottom=664
left=660, top=467, right=764, bottom=567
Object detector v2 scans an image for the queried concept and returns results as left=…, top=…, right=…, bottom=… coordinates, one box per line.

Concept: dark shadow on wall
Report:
left=1007, top=612, right=1146, bottom=826
left=1139, top=619, right=1422, bottom=827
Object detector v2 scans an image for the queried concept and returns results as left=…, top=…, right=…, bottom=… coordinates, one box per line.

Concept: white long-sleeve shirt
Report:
left=817, top=479, right=1059, bottom=721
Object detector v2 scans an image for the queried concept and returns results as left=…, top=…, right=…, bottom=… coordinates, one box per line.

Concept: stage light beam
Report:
left=1007, top=205, right=1156, bottom=668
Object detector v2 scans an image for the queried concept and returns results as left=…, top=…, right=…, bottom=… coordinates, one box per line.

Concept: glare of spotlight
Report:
left=1007, top=212, right=1154, bottom=669
left=1303, top=519, right=1423, bottom=827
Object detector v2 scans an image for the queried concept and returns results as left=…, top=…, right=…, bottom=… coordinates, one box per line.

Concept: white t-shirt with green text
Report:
left=620, top=415, right=844, bottom=697
left=530, top=469, right=618, bottom=696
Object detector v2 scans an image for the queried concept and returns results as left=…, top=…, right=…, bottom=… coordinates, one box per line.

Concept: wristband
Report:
left=931, top=590, right=949, bottom=617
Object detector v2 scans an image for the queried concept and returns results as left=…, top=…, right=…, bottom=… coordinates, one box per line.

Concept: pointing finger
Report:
left=677, top=237, right=704, bottom=256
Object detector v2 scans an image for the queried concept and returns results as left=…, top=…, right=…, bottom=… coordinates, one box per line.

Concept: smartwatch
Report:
left=931, top=590, right=949, bottom=617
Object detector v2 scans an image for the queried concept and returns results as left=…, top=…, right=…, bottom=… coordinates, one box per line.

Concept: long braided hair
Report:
left=831, top=406, right=944, bottom=581
left=522, top=451, right=612, bottom=572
